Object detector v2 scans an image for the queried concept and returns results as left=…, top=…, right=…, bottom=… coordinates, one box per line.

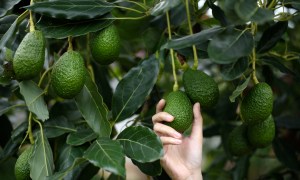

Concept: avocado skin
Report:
left=13, top=30, right=45, bottom=80
left=15, top=146, right=34, bottom=180
left=51, top=51, right=86, bottom=99
left=90, top=25, right=120, bottom=65
left=183, top=69, right=219, bottom=109
left=241, top=82, right=273, bottom=125
left=163, top=91, right=193, bottom=133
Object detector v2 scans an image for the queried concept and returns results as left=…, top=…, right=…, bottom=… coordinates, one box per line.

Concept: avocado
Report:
left=15, top=146, right=34, bottom=180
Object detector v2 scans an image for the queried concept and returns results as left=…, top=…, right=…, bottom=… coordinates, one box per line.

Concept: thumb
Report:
left=190, top=103, right=203, bottom=141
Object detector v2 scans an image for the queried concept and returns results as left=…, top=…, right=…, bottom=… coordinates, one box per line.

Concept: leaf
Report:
left=112, top=56, right=159, bottom=122
left=132, top=159, right=162, bottom=176
left=47, top=158, right=86, bottom=180
left=29, top=130, right=55, bottom=180
left=75, top=71, right=111, bottom=137
left=257, top=21, right=288, bottom=54
left=261, top=56, right=297, bottom=77
left=207, top=0, right=228, bottom=26
left=221, top=57, right=248, bottom=81
left=36, top=15, right=114, bottom=39
left=0, top=99, right=11, bottom=116
left=26, top=1, right=113, bottom=20
left=0, top=15, right=18, bottom=39
left=250, top=8, right=274, bottom=24
left=44, top=116, right=76, bottom=138
left=83, top=138, right=126, bottom=178
left=273, top=137, right=300, bottom=171
left=0, top=0, right=21, bottom=17
left=150, top=0, right=181, bottom=16
left=229, top=76, right=251, bottom=102
left=0, top=157, right=16, bottom=180
left=161, top=27, right=224, bottom=50
left=233, top=155, right=250, bottom=180
left=234, top=0, right=258, bottom=21
left=208, top=29, right=254, bottom=64
left=19, top=80, right=49, bottom=121
left=67, top=128, right=98, bottom=146
left=285, top=0, right=300, bottom=10
left=11, top=122, right=27, bottom=143
left=116, top=126, right=163, bottom=163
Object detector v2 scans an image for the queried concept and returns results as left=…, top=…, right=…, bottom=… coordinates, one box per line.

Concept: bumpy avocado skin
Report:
left=90, top=25, right=120, bottom=65
left=13, top=30, right=45, bottom=80
left=51, top=51, right=86, bottom=99
left=15, top=146, right=34, bottom=180
left=247, top=115, right=275, bottom=148
left=183, top=69, right=219, bottom=109
left=227, top=124, right=253, bottom=156
left=241, top=82, right=273, bottom=125
left=163, top=91, right=193, bottom=133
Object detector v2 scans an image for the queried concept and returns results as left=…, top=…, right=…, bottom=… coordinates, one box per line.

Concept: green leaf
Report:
left=161, top=27, right=224, bottom=50
left=44, top=116, right=76, bottom=138
left=116, top=126, right=163, bottom=163
left=0, top=99, right=12, bottom=116
left=11, top=122, right=27, bottom=143
left=233, top=155, right=250, bottom=180
left=250, top=8, right=274, bottom=24
left=0, top=157, right=16, bottom=180
left=221, top=57, right=248, bottom=81
left=261, top=56, right=297, bottom=77
left=0, top=0, right=21, bottom=17
left=29, top=130, right=55, bottom=180
left=132, top=159, right=162, bottom=176
left=257, top=21, right=288, bottom=54
left=36, top=15, right=113, bottom=39
left=234, top=0, right=257, bottom=21
left=67, top=128, right=98, bottom=146
left=150, top=0, right=181, bottom=16
left=0, top=15, right=18, bottom=39
left=207, top=0, right=228, bottom=26
left=75, top=71, right=111, bottom=137
left=47, top=158, right=86, bottom=180
left=26, top=1, right=113, bottom=20
left=208, top=29, right=254, bottom=64
left=229, top=76, right=251, bottom=102
left=285, top=0, right=300, bottom=10
left=83, top=138, right=126, bottom=178
left=19, top=80, right=49, bottom=121
left=112, top=56, right=159, bottom=122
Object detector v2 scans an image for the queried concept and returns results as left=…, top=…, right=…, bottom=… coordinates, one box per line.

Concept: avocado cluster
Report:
left=228, top=83, right=275, bottom=156
left=163, top=68, right=219, bottom=133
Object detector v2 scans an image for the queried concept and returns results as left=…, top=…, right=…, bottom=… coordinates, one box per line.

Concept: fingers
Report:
left=160, top=136, right=182, bottom=145
left=190, top=103, right=203, bottom=140
left=154, top=123, right=182, bottom=139
left=156, top=99, right=166, bottom=113
left=152, top=112, right=174, bottom=124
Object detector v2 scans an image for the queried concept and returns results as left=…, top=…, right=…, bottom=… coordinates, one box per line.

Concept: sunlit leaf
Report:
left=84, top=138, right=126, bottom=178
left=117, top=126, right=163, bottom=163
left=19, top=80, right=49, bottom=121
left=150, top=0, right=181, bottom=16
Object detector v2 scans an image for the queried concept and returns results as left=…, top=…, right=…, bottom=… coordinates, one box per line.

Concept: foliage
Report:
left=0, top=0, right=300, bottom=179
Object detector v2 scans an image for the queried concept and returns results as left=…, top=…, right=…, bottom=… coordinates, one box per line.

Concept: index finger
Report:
left=156, top=99, right=166, bottom=113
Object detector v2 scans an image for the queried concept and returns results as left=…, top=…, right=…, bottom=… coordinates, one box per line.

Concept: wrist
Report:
left=184, top=169, right=202, bottom=180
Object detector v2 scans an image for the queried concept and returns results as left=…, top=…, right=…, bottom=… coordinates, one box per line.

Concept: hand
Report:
left=152, top=99, right=203, bottom=180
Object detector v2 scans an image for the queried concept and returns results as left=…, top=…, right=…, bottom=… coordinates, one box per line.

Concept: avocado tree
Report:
left=0, top=0, right=300, bottom=179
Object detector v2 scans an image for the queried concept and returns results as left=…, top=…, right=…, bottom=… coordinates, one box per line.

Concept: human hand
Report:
left=152, top=99, right=203, bottom=180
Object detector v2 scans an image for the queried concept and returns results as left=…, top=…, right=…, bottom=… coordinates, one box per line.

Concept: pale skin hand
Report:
left=152, top=99, right=203, bottom=180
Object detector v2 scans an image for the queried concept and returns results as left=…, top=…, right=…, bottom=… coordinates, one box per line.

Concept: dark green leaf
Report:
left=207, top=0, right=228, bottom=26
left=50, top=101, right=81, bottom=121
left=26, top=1, right=113, bottom=20
left=234, top=0, right=257, bottom=21
left=233, top=155, right=250, bottom=180
left=116, top=126, right=163, bottom=163
left=11, top=122, right=27, bottom=143
left=36, top=15, right=114, bottom=39
left=208, top=29, right=254, bottom=64
left=44, top=116, right=76, bottom=138
left=273, top=137, right=300, bottom=171
left=229, top=76, right=251, bottom=102
left=257, top=21, right=288, bottom=54
left=250, top=8, right=274, bottom=24
left=47, top=158, right=86, bottom=180
left=83, top=138, right=126, bottom=178
left=0, top=99, right=11, bottom=116
left=112, top=56, right=159, bottom=122
left=0, top=157, right=16, bottom=180
left=0, top=115, right=13, bottom=147
left=285, top=0, right=300, bottom=10
left=132, top=159, right=162, bottom=176
left=261, top=57, right=297, bottom=77
left=67, top=128, right=98, bottom=146
left=75, top=71, right=111, bottom=137
left=150, top=0, right=181, bottom=16
left=221, top=57, right=248, bottom=80
left=107, top=173, right=125, bottom=180
left=19, top=80, right=49, bottom=121
left=0, top=15, right=18, bottom=39
left=0, top=0, right=21, bottom=17
left=0, top=139, right=18, bottom=164
left=161, top=27, right=224, bottom=50
left=29, top=130, right=55, bottom=180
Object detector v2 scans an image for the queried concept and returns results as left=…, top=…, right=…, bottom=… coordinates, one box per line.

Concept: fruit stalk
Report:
left=251, top=22, right=259, bottom=84
left=29, top=0, right=35, bottom=32
left=185, top=0, right=198, bottom=70
left=166, top=11, right=179, bottom=91
left=27, top=112, right=34, bottom=144
left=68, top=36, right=73, bottom=51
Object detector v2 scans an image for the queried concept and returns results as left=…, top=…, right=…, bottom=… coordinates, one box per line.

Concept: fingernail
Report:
left=174, top=139, right=182, bottom=144
left=174, top=132, right=182, bottom=138
left=166, top=114, right=174, bottom=121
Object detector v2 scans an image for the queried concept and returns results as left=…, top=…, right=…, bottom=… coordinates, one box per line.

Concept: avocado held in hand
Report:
left=51, top=51, right=86, bottom=99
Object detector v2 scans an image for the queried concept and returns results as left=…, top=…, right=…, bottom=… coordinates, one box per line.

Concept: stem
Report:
left=29, top=0, right=35, bottom=32
left=185, top=0, right=198, bottom=70
left=251, top=22, right=259, bottom=85
left=38, top=67, right=52, bottom=87
left=68, top=36, right=73, bottom=51
left=103, top=15, right=148, bottom=20
left=33, top=118, right=45, bottom=142
left=28, top=112, right=34, bottom=144
left=166, top=11, right=178, bottom=92
left=113, top=5, right=144, bottom=14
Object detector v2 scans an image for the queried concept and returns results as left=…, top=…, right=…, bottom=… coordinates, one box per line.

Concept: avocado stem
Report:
left=68, top=36, right=73, bottom=51
left=28, top=112, right=34, bottom=144
left=185, top=0, right=198, bottom=70
left=29, top=0, right=35, bottom=32
left=166, top=11, right=179, bottom=91
left=251, top=22, right=259, bottom=85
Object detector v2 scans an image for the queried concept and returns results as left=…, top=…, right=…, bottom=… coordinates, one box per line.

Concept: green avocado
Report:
left=13, top=30, right=45, bottom=80
left=15, top=146, right=34, bottom=180
left=51, top=51, right=86, bottom=99
left=183, top=68, right=219, bottom=109
left=90, top=25, right=120, bottom=65
left=163, top=90, right=193, bottom=133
